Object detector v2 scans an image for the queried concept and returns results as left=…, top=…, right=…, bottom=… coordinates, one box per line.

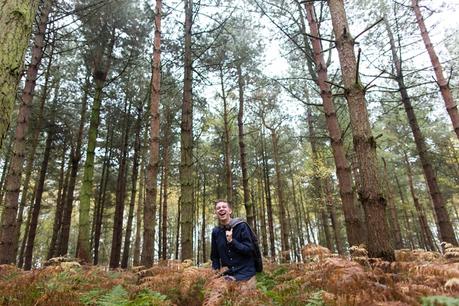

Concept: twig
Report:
left=364, top=70, right=386, bottom=91
left=354, top=18, right=384, bottom=42
left=325, top=80, right=346, bottom=90
left=356, top=48, right=361, bottom=85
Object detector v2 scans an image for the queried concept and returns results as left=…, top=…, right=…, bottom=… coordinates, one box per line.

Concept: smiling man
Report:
left=210, top=199, right=257, bottom=287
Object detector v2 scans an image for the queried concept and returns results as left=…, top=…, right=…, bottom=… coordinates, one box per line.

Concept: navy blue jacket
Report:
left=210, top=221, right=256, bottom=281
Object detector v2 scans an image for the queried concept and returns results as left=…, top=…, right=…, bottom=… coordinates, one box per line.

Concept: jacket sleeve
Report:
left=210, top=228, right=221, bottom=270
left=228, top=223, right=254, bottom=255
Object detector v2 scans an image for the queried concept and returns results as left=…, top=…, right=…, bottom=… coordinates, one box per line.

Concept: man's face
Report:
left=215, top=201, right=232, bottom=224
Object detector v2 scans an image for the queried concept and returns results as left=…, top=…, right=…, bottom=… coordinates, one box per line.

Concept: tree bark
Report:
left=381, top=158, right=404, bottom=249
left=386, top=17, right=457, bottom=245
left=404, top=152, right=436, bottom=251
left=261, top=132, right=276, bottom=260
left=411, top=0, right=459, bottom=138
left=142, top=0, right=162, bottom=267
left=179, top=0, right=194, bottom=261
left=110, top=99, right=131, bottom=269
left=327, top=0, right=394, bottom=260
left=236, top=63, right=255, bottom=230
left=219, top=67, right=233, bottom=205
left=269, top=128, right=290, bottom=261
left=92, top=123, right=113, bottom=265
left=0, top=0, right=40, bottom=148
left=23, top=129, right=53, bottom=270
left=0, top=0, right=53, bottom=264
left=121, top=105, right=142, bottom=269
left=303, top=1, right=364, bottom=247
left=57, top=73, right=89, bottom=257
left=47, top=143, right=69, bottom=259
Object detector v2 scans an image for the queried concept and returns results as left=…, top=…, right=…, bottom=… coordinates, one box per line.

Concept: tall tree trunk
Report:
left=306, top=106, right=332, bottom=251
left=180, top=0, right=194, bottom=261
left=261, top=132, right=276, bottom=260
left=395, top=174, right=415, bottom=249
left=289, top=163, right=305, bottom=248
left=381, top=158, right=404, bottom=249
left=303, top=1, right=364, bottom=247
left=324, top=177, right=344, bottom=255
left=133, top=153, right=145, bottom=266
left=142, top=0, right=162, bottom=267
left=0, top=0, right=40, bottom=148
left=236, top=63, right=255, bottom=230
left=15, top=44, right=55, bottom=259
left=58, top=73, right=89, bottom=257
left=219, top=67, right=233, bottom=205
left=411, top=0, right=459, bottom=138
left=121, top=106, right=142, bottom=269
left=161, top=107, right=172, bottom=261
left=18, top=184, right=37, bottom=268
left=77, top=76, right=105, bottom=263
left=23, top=129, right=53, bottom=270
left=92, top=124, right=113, bottom=265
left=200, top=174, right=206, bottom=262
left=404, top=152, right=436, bottom=251
left=77, top=26, right=115, bottom=263
left=0, top=0, right=53, bottom=264
left=327, top=0, right=394, bottom=260
left=386, top=18, right=457, bottom=245
left=257, top=166, right=269, bottom=256
left=269, top=128, right=290, bottom=261
left=47, top=143, right=69, bottom=259
left=110, top=99, right=131, bottom=269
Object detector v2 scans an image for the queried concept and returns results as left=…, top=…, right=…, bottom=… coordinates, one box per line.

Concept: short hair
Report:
left=214, top=199, right=231, bottom=208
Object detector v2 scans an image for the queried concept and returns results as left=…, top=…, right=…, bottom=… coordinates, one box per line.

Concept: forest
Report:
left=0, top=0, right=458, bottom=305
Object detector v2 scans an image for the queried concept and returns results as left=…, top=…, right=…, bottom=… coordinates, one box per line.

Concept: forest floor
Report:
left=1, top=248, right=459, bottom=306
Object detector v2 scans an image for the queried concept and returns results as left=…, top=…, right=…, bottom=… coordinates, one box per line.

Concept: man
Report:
left=210, top=199, right=256, bottom=287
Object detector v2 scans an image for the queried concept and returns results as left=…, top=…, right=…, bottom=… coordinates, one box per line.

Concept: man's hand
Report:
left=226, top=228, right=233, bottom=242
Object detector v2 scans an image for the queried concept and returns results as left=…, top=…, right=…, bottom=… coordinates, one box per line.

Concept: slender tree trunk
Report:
left=175, top=201, right=181, bottom=260
left=92, top=126, right=113, bottom=265
left=200, top=175, right=206, bottom=262
left=161, top=108, right=172, bottom=261
left=121, top=106, right=142, bottom=269
left=261, top=133, right=276, bottom=260
left=18, top=184, right=37, bottom=268
left=0, top=0, right=40, bottom=148
left=386, top=18, right=457, bottom=245
left=77, top=26, right=115, bottom=263
left=23, top=129, right=53, bottom=270
left=270, top=129, right=290, bottom=261
left=142, top=0, right=162, bottom=267
left=304, top=1, right=364, bottom=247
left=58, top=73, right=89, bottom=257
left=47, top=143, right=69, bottom=259
left=327, top=0, right=394, bottom=260
left=382, top=157, right=404, bottom=249
left=324, top=177, right=344, bottom=255
left=404, top=152, right=436, bottom=251
left=109, top=99, right=131, bottom=269
left=289, top=163, right=305, bottom=248
left=394, top=174, right=415, bottom=249
left=180, top=0, right=194, bottom=261
left=77, top=77, right=105, bottom=263
left=257, top=167, right=269, bottom=256
left=411, top=0, right=459, bottom=138
left=133, top=155, right=145, bottom=266
left=219, top=67, right=233, bottom=205
left=236, top=63, right=255, bottom=230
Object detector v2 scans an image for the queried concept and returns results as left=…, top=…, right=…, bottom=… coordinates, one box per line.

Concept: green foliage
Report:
left=127, top=289, right=169, bottom=306
left=97, top=285, right=129, bottom=306
left=306, top=291, right=325, bottom=306
left=421, top=296, right=459, bottom=306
